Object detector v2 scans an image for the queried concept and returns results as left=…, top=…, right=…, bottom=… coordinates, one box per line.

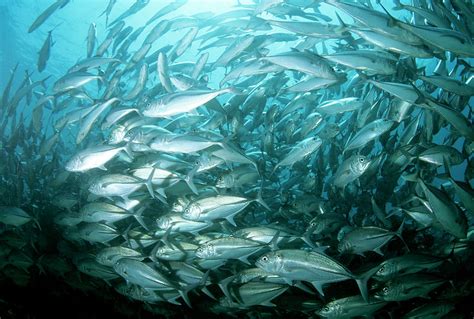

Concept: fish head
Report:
left=255, top=251, right=284, bottom=273
left=304, top=136, right=321, bottom=149
left=216, top=174, right=233, bottom=188
left=154, top=245, right=170, bottom=258
left=337, top=240, right=352, bottom=254
left=171, top=200, right=186, bottom=213
left=316, top=302, right=341, bottom=318
left=156, top=215, right=171, bottom=229
left=350, top=155, right=371, bottom=174
left=183, top=203, right=201, bottom=220
left=374, top=261, right=395, bottom=280
left=95, top=251, right=110, bottom=266
left=113, top=259, right=129, bottom=277
left=108, top=125, right=126, bottom=144
left=65, top=155, right=83, bottom=172
left=306, top=217, right=319, bottom=234
left=374, top=282, right=397, bottom=301
left=142, top=100, right=162, bottom=118
left=195, top=243, right=216, bottom=259
left=88, top=181, right=102, bottom=195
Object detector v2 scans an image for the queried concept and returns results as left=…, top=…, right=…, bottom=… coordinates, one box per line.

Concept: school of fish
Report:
left=0, top=0, right=473, bottom=317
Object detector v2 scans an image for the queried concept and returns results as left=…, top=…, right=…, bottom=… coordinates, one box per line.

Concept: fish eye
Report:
left=359, top=157, right=364, bottom=163
left=261, top=256, right=268, bottom=262
left=382, top=287, right=389, bottom=294
left=323, top=306, right=329, bottom=312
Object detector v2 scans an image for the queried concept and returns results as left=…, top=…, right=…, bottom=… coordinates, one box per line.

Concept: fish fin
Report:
left=201, top=287, right=216, bottom=300
left=33, top=217, right=42, bottom=231
left=149, top=241, right=160, bottom=263
left=379, top=3, right=399, bottom=28
left=39, top=75, right=51, bottom=89
left=373, top=247, right=384, bottom=256
left=155, top=187, right=168, bottom=199
left=334, top=12, right=348, bottom=34
left=121, top=223, right=133, bottom=248
left=442, top=156, right=453, bottom=179
left=408, top=82, right=426, bottom=105
left=302, top=233, right=316, bottom=249
left=225, top=213, right=237, bottom=227
left=178, top=289, right=192, bottom=308
left=144, top=167, right=156, bottom=199
left=160, top=227, right=172, bottom=247
left=123, top=143, right=134, bottom=160
left=282, top=277, right=293, bottom=285
left=154, top=189, right=168, bottom=205
left=184, top=167, right=199, bottom=195
left=255, top=180, right=270, bottom=210
left=311, top=245, right=331, bottom=254
left=269, top=230, right=280, bottom=251
left=218, top=274, right=236, bottom=301
left=259, top=301, right=276, bottom=307
left=98, top=165, right=107, bottom=171
left=354, top=266, right=380, bottom=303
left=294, top=281, right=315, bottom=294
left=270, top=162, right=279, bottom=176
left=395, top=219, right=410, bottom=252
left=238, top=254, right=252, bottom=265
left=133, top=206, right=148, bottom=231
left=392, top=0, right=403, bottom=10
left=310, top=281, right=326, bottom=297
left=36, top=255, right=46, bottom=275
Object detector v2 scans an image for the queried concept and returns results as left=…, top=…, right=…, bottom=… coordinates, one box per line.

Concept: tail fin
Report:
left=218, top=274, right=236, bottom=301
left=133, top=206, right=148, bottom=231
left=255, top=181, right=270, bottom=211
left=354, top=265, right=379, bottom=302
left=144, top=167, right=156, bottom=199
left=36, top=255, right=46, bottom=275
left=184, top=167, right=199, bottom=195
left=395, top=219, right=410, bottom=252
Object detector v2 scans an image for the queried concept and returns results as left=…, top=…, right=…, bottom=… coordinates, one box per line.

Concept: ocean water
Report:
left=0, top=0, right=473, bottom=318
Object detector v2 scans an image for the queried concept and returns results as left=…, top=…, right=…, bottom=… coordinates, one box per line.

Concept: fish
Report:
left=256, top=249, right=376, bottom=301
left=65, top=144, right=132, bottom=172
left=37, top=30, right=54, bottom=72
left=418, top=179, right=468, bottom=239
left=317, top=295, right=387, bottom=319
left=143, top=88, right=238, bottom=118
left=271, top=136, right=322, bottom=174
left=374, top=273, right=446, bottom=301
left=338, top=221, right=406, bottom=256
left=28, top=0, right=70, bottom=33
left=333, top=155, right=371, bottom=189
left=374, top=253, right=445, bottom=280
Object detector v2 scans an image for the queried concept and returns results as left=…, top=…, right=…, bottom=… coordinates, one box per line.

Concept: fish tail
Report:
left=395, top=219, right=410, bottom=252
left=36, top=255, right=46, bottom=275
left=218, top=274, right=236, bottom=301
left=178, top=289, right=192, bottom=308
left=123, top=143, right=134, bottom=160
left=392, top=0, right=403, bottom=10
left=133, top=206, right=148, bottom=231
left=143, top=167, right=156, bottom=199
left=255, top=181, right=270, bottom=211
left=354, top=265, right=379, bottom=303
left=184, top=167, right=199, bottom=195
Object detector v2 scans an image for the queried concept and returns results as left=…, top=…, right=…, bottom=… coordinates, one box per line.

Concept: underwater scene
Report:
left=0, top=0, right=473, bottom=318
